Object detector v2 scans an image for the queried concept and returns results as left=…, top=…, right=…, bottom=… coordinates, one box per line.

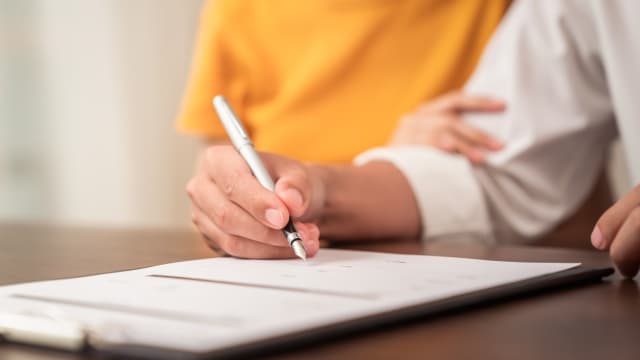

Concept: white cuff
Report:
left=354, top=146, right=493, bottom=243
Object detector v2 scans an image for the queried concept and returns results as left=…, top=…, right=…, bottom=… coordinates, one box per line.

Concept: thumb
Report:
left=260, top=153, right=315, bottom=219
left=275, top=177, right=311, bottom=219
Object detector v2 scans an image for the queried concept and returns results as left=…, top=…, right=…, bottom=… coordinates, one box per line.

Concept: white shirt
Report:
left=355, top=0, right=639, bottom=244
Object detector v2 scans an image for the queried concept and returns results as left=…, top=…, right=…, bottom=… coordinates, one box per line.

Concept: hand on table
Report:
left=187, top=146, right=324, bottom=259
left=592, top=185, right=640, bottom=278
left=389, top=91, right=505, bottom=164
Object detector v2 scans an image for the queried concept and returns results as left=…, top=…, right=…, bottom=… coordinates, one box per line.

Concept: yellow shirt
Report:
left=177, top=0, right=511, bottom=163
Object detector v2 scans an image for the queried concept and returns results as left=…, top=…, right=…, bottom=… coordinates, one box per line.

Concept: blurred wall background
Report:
left=0, top=0, right=202, bottom=229
left=0, top=0, right=632, bottom=231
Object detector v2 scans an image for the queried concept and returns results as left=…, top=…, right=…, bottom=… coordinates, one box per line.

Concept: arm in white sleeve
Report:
left=357, top=0, right=618, bottom=244
left=355, top=147, right=493, bottom=243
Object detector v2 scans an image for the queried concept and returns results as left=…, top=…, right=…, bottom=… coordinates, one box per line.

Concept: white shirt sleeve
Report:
left=355, top=146, right=493, bottom=243
left=356, top=0, right=618, bottom=244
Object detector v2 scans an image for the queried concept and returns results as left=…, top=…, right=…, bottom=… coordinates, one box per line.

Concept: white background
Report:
left=0, top=0, right=202, bottom=229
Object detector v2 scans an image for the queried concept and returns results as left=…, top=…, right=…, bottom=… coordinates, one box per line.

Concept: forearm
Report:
left=311, top=161, right=422, bottom=241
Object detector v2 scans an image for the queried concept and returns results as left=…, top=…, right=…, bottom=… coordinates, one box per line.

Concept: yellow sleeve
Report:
left=175, top=0, right=247, bottom=139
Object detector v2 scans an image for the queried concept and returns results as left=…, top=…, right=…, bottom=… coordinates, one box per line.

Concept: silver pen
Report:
left=212, top=95, right=307, bottom=260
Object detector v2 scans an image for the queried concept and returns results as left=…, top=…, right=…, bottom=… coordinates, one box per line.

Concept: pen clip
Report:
left=212, top=95, right=252, bottom=149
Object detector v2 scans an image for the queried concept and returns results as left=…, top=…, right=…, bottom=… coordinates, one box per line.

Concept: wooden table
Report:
left=0, top=223, right=638, bottom=359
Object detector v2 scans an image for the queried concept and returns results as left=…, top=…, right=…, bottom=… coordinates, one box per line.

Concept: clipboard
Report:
left=0, top=251, right=613, bottom=360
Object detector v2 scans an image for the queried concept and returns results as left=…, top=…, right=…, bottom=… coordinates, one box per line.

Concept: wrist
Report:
left=307, top=161, right=421, bottom=241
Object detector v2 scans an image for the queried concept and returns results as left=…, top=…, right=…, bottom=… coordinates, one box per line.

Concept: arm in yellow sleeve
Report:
left=176, top=0, right=248, bottom=140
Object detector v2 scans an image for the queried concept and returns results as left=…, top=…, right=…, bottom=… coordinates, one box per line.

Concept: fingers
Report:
left=391, top=92, right=505, bottom=161
left=431, top=92, right=505, bottom=113
left=592, top=186, right=640, bottom=278
left=264, top=153, right=316, bottom=219
left=188, top=145, right=325, bottom=259
left=221, top=222, right=320, bottom=259
left=189, top=180, right=290, bottom=247
left=216, top=224, right=320, bottom=260
left=438, top=133, right=485, bottom=164
left=609, top=206, right=640, bottom=278
left=192, top=202, right=321, bottom=259
left=592, top=186, right=640, bottom=250
left=451, top=121, right=503, bottom=150
left=436, top=118, right=503, bottom=164
left=200, top=146, right=290, bottom=229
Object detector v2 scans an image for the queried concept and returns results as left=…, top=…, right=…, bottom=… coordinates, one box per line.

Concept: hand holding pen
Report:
left=186, top=97, right=322, bottom=259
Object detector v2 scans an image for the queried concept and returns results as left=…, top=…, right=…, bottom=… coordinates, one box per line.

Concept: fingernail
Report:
left=284, top=188, right=304, bottom=208
left=591, top=226, right=604, bottom=250
left=265, top=209, right=284, bottom=227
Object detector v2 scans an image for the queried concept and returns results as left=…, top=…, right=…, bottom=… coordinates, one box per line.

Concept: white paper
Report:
left=0, top=249, right=579, bottom=353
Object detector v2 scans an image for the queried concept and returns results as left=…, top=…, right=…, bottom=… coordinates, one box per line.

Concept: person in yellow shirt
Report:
left=177, top=0, right=511, bottom=164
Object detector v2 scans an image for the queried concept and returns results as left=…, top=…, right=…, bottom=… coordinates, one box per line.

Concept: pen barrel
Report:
left=212, top=95, right=305, bottom=256
left=238, top=144, right=275, bottom=191
left=213, top=96, right=253, bottom=150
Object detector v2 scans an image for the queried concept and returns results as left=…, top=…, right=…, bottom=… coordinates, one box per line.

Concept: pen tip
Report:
left=292, top=240, right=307, bottom=261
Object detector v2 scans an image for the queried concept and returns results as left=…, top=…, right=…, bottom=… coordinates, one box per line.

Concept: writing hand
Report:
left=187, top=146, right=324, bottom=259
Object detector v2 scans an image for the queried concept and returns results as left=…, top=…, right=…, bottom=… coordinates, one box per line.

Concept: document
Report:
left=0, top=249, right=579, bottom=354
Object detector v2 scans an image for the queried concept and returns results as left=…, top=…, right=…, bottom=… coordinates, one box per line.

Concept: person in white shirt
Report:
left=186, top=0, right=640, bottom=277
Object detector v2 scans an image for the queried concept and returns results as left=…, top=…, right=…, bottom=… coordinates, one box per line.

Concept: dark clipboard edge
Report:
left=91, top=265, right=614, bottom=360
